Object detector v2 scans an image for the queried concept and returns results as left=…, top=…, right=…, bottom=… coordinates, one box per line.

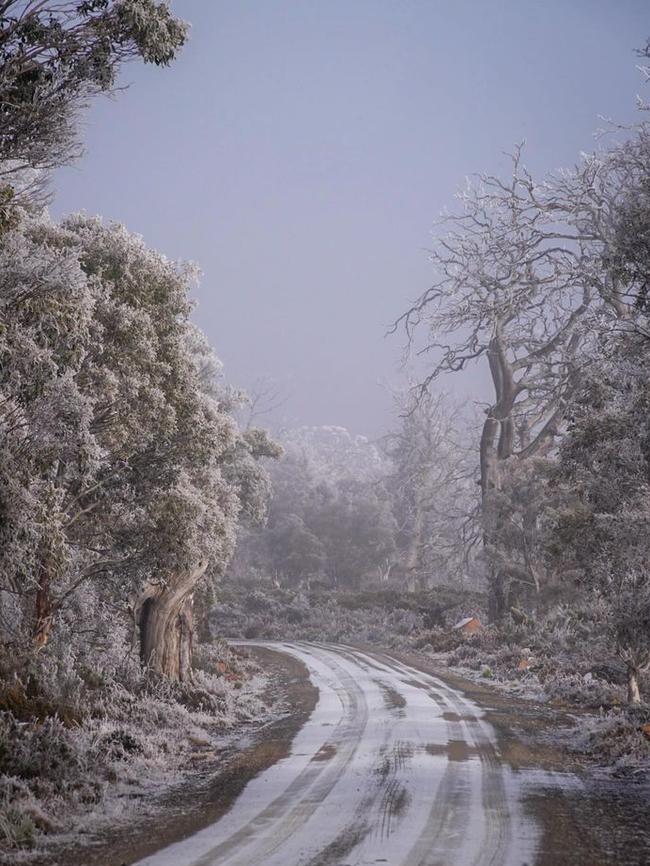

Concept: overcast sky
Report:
left=52, top=0, right=650, bottom=436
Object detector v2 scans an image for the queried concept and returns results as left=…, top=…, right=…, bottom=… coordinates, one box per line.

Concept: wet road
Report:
left=133, top=641, right=553, bottom=866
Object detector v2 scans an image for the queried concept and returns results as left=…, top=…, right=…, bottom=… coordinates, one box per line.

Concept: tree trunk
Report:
left=138, top=560, right=208, bottom=681
left=405, top=505, right=425, bottom=591
left=487, top=574, right=507, bottom=624
left=33, top=578, right=53, bottom=648
left=627, top=663, right=641, bottom=705
left=481, top=415, right=505, bottom=623
left=481, top=334, right=518, bottom=623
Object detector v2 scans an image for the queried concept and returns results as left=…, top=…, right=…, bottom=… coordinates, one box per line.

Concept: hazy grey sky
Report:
left=53, top=0, right=649, bottom=435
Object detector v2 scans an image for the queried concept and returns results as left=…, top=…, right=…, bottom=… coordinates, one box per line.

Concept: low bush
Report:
left=0, top=639, right=271, bottom=854
left=571, top=706, right=650, bottom=771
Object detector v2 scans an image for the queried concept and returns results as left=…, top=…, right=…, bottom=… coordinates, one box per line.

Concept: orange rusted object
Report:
left=452, top=616, right=482, bottom=636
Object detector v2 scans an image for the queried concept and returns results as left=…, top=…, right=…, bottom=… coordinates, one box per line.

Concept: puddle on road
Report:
left=376, top=681, right=407, bottom=712
left=441, top=710, right=478, bottom=723
left=424, top=739, right=479, bottom=762
left=311, top=743, right=337, bottom=762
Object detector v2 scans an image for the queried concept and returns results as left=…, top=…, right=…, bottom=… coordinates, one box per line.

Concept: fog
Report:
left=5, top=2, right=650, bottom=860
left=52, top=0, right=649, bottom=435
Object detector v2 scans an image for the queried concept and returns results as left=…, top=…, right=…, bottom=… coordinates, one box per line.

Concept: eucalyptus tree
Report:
left=383, top=390, right=477, bottom=590
left=0, top=211, right=274, bottom=681
left=395, top=149, right=599, bottom=619
left=0, top=0, right=187, bottom=202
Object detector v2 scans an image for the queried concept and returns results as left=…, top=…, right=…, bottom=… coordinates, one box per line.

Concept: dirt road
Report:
left=132, top=641, right=573, bottom=866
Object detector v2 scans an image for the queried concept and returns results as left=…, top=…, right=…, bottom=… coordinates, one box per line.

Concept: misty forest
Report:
left=1, top=3, right=650, bottom=866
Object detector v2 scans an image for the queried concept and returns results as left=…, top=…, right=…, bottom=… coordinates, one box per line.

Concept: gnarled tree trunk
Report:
left=627, top=663, right=641, bottom=705
left=481, top=334, right=518, bottom=623
left=138, top=560, right=208, bottom=682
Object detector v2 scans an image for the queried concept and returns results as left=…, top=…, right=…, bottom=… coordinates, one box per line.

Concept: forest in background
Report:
left=1, top=1, right=650, bottom=858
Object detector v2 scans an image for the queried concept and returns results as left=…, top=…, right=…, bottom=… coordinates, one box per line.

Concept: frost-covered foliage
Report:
left=0, top=210, right=277, bottom=684
left=392, top=64, right=650, bottom=684
left=228, top=398, right=476, bottom=591
left=418, top=606, right=633, bottom=705
left=394, top=145, right=606, bottom=620
left=0, top=5, right=280, bottom=856
left=211, top=575, right=484, bottom=647
left=280, top=426, right=386, bottom=484
left=0, top=1, right=187, bottom=201
left=0, top=641, right=271, bottom=854
left=552, top=335, right=650, bottom=703
left=0, top=208, right=280, bottom=853
left=229, top=425, right=398, bottom=588
left=570, top=705, right=650, bottom=773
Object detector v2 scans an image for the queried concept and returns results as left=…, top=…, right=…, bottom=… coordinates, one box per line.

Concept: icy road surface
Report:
left=134, top=641, right=545, bottom=866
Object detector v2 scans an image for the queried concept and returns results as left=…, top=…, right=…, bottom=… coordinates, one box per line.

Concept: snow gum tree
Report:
left=0, top=1, right=187, bottom=200
left=395, top=149, right=599, bottom=620
left=0, top=211, right=274, bottom=681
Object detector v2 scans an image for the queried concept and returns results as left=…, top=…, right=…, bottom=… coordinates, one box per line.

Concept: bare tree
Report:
left=383, top=389, right=478, bottom=590
left=241, top=376, right=288, bottom=430
left=394, top=148, right=599, bottom=619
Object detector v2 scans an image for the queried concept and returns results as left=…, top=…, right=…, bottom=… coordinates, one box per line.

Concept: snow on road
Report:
left=134, top=642, right=543, bottom=866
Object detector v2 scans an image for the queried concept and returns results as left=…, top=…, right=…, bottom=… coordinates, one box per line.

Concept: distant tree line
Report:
left=227, top=404, right=478, bottom=593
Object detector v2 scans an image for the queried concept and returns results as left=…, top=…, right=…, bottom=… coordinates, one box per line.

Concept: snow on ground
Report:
left=133, top=642, right=550, bottom=866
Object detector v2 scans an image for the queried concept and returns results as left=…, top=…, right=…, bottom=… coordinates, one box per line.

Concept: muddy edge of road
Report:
left=385, top=645, right=650, bottom=866
left=33, top=647, right=318, bottom=866
left=36, top=642, right=650, bottom=866
left=381, top=645, right=580, bottom=773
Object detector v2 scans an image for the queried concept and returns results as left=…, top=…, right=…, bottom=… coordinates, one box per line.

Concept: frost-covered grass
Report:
left=414, top=617, right=650, bottom=775
left=213, top=577, right=650, bottom=773
left=569, top=705, right=650, bottom=774
left=0, top=640, right=272, bottom=860
left=211, top=576, right=483, bottom=647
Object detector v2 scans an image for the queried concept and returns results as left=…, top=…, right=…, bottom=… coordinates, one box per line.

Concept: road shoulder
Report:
left=27, top=647, right=317, bottom=866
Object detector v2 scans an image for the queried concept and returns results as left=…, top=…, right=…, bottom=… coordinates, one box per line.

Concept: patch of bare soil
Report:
left=31, top=647, right=317, bottom=866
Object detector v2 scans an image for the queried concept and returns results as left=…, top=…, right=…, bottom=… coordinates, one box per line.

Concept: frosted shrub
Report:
left=572, top=708, right=650, bottom=770
left=543, top=673, right=624, bottom=709
left=0, top=642, right=273, bottom=852
left=95, top=729, right=144, bottom=762
left=387, top=608, right=419, bottom=636
left=0, top=715, right=81, bottom=784
left=0, top=778, right=36, bottom=849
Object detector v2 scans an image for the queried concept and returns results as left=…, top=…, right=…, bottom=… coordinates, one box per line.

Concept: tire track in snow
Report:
left=133, top=642, right=537, bottom=866
left=190, top=644, right=370, bottom=866
left=361, top=649, right=513, bottom=866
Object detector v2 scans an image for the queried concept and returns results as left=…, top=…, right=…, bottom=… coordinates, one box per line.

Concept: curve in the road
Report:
left=134, top=642, right=540, bottom=866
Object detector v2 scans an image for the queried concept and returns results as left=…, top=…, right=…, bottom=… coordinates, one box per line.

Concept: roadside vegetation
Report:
left=0, top=641, right=267, bottom=856
left=0, top=3, right=278, bottom=858
left=2, top=2, right=650, bottom=861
